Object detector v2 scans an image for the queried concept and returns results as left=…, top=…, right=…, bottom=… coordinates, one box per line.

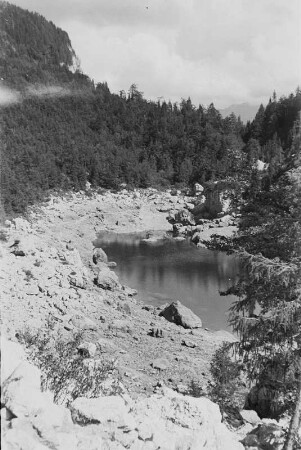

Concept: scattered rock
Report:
left=70, top=314, right=98, bottom=331
left=117, top=302, right=132, bottom=316
left=68, top=271, right=87, bottom=289
left=66, top=241, right=75, bottom=250
left=122, top=286, right=138, bottom=296
left=148, top=328, right=165, bottom=338
left=240, top=409, right=261, bottom=425
left=159, top=301, right=202, bottom=329
left=176, top=384, right=189, bottom=394
left=11, top=249, right=26, bottom=257
left=77, top=342, right=97, bottom=358
left=25, top=285, right=40, bottom=295
left=181, top=339, right=197, bottom=348
left=194, top=183, right=204, bottom=195
left=174, top=209, right=195, bottom=226
left=110, top=319, right=133, bottom=335
left=95, top=267, right=120, bottom=290
left=92, top=247, right=108, bottom=265
left=107, top=261, right=117, bottom=268
left=151, top=358, right=169, bottom=371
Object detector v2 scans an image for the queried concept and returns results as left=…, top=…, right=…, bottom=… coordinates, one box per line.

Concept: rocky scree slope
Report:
left=0, top=187, right=253, bottom=449
left=1, top=188, right=236, bottom=397
left=1, top=338, right=245, bottom=450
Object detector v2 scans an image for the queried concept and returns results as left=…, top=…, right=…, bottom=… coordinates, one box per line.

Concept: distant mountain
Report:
left=219, top=103, right=259, bottom=123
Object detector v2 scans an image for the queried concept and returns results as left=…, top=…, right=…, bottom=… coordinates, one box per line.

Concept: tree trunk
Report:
left=284, top=380, right=301, bottom=450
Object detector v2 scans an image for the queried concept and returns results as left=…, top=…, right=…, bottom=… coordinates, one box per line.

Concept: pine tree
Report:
left=228, top=114, right=301, bottom=429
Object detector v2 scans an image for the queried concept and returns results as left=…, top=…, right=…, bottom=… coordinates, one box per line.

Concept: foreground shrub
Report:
left=208, top=342, right=244, bottom=423
left=17, top=325, right=121, bottom=405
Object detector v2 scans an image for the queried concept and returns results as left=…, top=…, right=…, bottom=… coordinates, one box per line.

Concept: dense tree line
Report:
left=0, top=1, right=300, bottom=219
left=1, top=79, right=248, bottom=213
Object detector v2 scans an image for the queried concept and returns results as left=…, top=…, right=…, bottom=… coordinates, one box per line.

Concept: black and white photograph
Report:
left=0, top=1, right=300, bottom=448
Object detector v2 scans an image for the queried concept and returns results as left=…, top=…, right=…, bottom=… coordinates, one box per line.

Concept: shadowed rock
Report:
left=159, top=301, right=202, bottom=329
left=93, top=247, right=108, bottom=265
left=95, top=267, right=120, bottom=290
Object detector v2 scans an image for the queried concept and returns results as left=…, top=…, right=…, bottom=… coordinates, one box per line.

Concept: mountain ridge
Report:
left=219, top=102, right=259, bottom=123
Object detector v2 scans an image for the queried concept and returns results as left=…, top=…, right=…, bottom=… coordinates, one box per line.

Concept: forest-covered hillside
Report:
left=0, top=1, right=300, bottom=214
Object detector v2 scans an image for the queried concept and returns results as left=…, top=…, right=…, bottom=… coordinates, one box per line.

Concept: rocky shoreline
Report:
left=1, top=187, right=237, bottom=394
left=1, top=187, right=283, bottom=449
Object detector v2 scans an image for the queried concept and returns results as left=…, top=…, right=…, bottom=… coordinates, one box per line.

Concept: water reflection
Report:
left=94, top=232, right=240, bottom=331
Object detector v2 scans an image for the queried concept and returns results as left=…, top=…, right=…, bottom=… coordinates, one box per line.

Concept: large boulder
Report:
left=95, top=267, right=120, bottom=290
left=70, top=396, right=133, bottom=426
left=133, top=387, right=243, bottom=450
left=159, top=301, right=202, bottom=329
left=1, top=338, right=27, bottom=384
left=93, top=247, right=108, bottom=265
left=240, top=409, right=261, bottom=425
left=2, top=361, right=71, bottom=430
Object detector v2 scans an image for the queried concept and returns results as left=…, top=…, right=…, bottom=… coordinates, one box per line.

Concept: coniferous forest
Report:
left=1, top=2, right=300, bottom=215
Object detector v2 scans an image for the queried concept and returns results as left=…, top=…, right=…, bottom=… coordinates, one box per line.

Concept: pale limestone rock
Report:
left=93, top=247, right=108, bottom=265
left=70, top=313, right=97, bottom=331
left=194, top=183, right=204, bottom=195
left=25, top=285, right=40, bottom=295
left=68, top=271, right=86, bottom=289
left=181, top=339, right=197, bottom=348
left=1, top=363, right=63, bottom=421
left=240, top=409, right=261, bottom=425
left=1, top=338, right=27, bottom=384
left=159, top=301, right=202, bottom=329
left=12, top=218, right=31, bottom=231
left=96, top=267, right=120, bottom=290
left=110, top=319, right=133, bottom=334
left=3, top=426, right=50, bottom=450
left=151, top=358, right=169, bottom=370
left=71, top=396, right=130, bottom=425
left=133, top=387, right=244, bottom=450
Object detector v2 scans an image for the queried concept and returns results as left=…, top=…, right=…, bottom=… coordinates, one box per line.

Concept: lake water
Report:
left=94, top=232, right=240, bottom=331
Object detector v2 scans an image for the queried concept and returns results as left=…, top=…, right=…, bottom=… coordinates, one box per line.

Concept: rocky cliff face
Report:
left=0, top=1, right=81, bottom=89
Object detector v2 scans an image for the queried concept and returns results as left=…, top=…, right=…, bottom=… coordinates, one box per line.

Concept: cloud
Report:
left=26, top=85, right=71, bottom=98
left=0, top=85, right=20, bottom=106
left=0, top=84, right=73, bottom=108
left=11, top=0, right=301, bottom=107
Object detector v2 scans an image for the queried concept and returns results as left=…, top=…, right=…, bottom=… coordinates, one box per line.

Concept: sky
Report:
left=10, top=0, right=301, bottom=108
